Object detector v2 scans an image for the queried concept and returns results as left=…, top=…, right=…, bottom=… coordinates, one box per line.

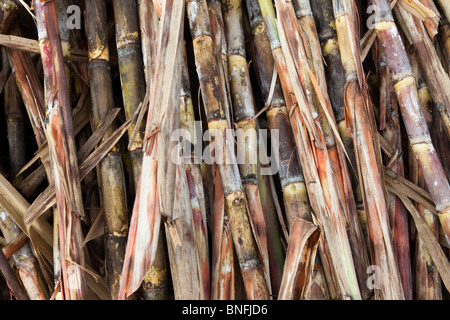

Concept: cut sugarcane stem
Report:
left=393, top=3, right=450, bottom=139
left=376, top=41, right=413, bottom=299
left=85, top=0, right=129, bottom=300
left=293, top=0, right=371, bottom=299
left=333, top=0, right=404, bottom=300
left=258, top=0, right=362, bottom=300
left=369, top=0, right=450, bottom=248
left=187, top=0, right=270, bottom=300
left=112, top=0, right=146, bottom=190
left=222, top=0, right=271, bottom=294
left=34, top=0, right=87, bottom=300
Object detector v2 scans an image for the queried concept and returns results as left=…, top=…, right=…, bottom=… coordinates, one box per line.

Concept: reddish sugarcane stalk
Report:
left=0, top=242, right=28, bottom=300
left=409, top=52, right=443, bottom=300
left=5, top=14, right=59, bottom=294
left=393, top=3, right=450, bottom=139
left=332, top=0, right=405, bottom=300
left=415, top=165, right=442, bottom=299
left=34, top=0, right=87, bottom=300
left=312, top=0, right=371, bottom=265
left=247, top=0, right=330, bottom=299
left=293, top=0, right=372, bottom=299
left=185, top=166, right=210, bottom=299
left=0, top=208, right=47, bottom=300
left=265, top=0, right=361, bottom=299
left=375, top=41, right=413, bottom=300
left=138, top=0, right=159, bottom=90
left=369, top=0, right=450, bottom=249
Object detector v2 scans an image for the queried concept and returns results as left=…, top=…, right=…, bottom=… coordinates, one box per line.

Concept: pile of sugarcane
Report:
left=0, top=0, right=449, bottom=300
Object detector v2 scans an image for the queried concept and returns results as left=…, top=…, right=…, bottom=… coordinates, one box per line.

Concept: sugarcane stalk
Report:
left=0, top=49, right=48, bottom=300
left=205, top=9, right=234, bottom=298
left=56, top=0, right=72, bottom=94
left=393, top=3, right=450, bottom=140
left=0, top=242, right=28, bottom=300
left=332, top=0, right=405, bottom=300
left=309, top=0, right=366, bottom=247
left=369, top=0, right=450, bottom=249
left=135, top=0, right=171, bottom=301
left=5, top=22, right=59, bottom=288
left=246, top=0, right=330, bottom=299
left=436, top=0, right=450, bottom=21
left=310, top=0, right=369, bottom=264
left=164, top=43, right=210, bottom=300
left=165, top=163, right=204, bottom=299
left=414, top=165, right=442, bottom=299
left=111, top=0, right=146, bottom=190
left=6, top=21, right=59, bottom=288
left=0, top=208, right=47, bottom=299
left=210, top=164, right=235, bottom=300
left=166, top=159, right=209, bottom=300
left=222, top=0, right=271, bottom=295
left=186, top=0, right=270, bottom=300
left=0, top=0, right=18, bottom=34
left=292, top=0, right=372, bottom=299
left=6, top=21, right=49, bottom=174
left=3, top=53, right=25, bottom=185
left=258, top=0, right=362, bottom=299
left=85, top=0, right=129, bottom=300
left=258, top=0, right=337, bottom=299
left=34, top=0, right=87, bottom=300
left=244, top=12, right=286, bottom=293
left=409, top=52, right=443, bottom=299
left=411, top=130, right=442, bottom=299
left=138, top=0, right=159, bottom=89
left=256, top=166, right=285, bottom=297
left=375, top=41, right=413, bottom=299
left=440, top=21, right=450, bottom=74
left=181, top=52, right=210, bottom=300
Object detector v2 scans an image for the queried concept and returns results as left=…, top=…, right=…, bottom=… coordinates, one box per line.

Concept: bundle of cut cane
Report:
left=0, top=0, right=450, bottom=301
